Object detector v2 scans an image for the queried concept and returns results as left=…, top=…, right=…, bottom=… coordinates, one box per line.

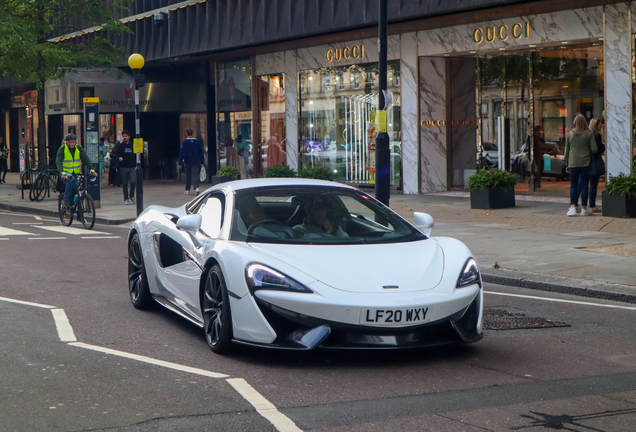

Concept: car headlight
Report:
left=456, top=258, right=481, bottom=288
left=245, top=264, right=313, bottom=294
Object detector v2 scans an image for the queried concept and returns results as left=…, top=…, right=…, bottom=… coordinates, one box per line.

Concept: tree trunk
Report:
left=37, top=86, right=48, bottom=166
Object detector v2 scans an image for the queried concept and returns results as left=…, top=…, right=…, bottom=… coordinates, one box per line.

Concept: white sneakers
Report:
left=184, top=190, right=190, bottom=195
left=124, top=199, right=131, bottom=205
left=567, top=207, right=593, bottom=216
left=195, top=188, right=200, bottom=196
left=130, top=196, right=136, bottom=203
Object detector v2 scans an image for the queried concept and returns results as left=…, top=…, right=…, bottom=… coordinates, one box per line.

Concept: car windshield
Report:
left=483, top=143, right=497, bottom=151
left=231, top=186, right=426, bottom=244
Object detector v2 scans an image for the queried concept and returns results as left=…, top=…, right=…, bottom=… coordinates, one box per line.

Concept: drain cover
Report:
left=483, top=308, right=570, bottom=330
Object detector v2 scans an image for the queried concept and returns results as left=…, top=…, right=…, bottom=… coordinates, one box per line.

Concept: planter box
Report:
left=602, top=191, right=636, bottom=218
left=470, top=186, right=515, bottom=209
left=210, top=176, right=234, bottom=185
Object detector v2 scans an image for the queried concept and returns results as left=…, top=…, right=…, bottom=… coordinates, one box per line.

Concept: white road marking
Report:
left=0, top=238, right=7, bottom=240
left=68, top=342, right=230, bottom=378
left=12, top=222, right=42, bottom=225
left=34, top=216, right=42, bottom=220
left=227, top=378, right=303, bottom=432
left=80, top=236, right=121, bottom=239
left=485, top=291, right=636, bottom=310
left=28, top=237, right=66, bottom=240
left=35, top=226, right=110, bottom=235
left=51, top=309, right=77, bottom=342
left=0, top=226, right=33, bottom=236
left=0, top=296, right=55, bottom=309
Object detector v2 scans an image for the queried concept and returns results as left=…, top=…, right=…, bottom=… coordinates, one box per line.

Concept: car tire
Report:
left=128, top=233, right=153, bottom=309
left=202, top=264, right=233, bottom=354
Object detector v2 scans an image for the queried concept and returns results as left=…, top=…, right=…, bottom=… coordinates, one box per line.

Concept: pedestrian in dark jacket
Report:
left=178, top=128, right=205, bottom=195
left=116, top=130, right=137, bottom=205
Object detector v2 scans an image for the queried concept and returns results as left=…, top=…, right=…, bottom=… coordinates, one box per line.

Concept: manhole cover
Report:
left=483, top=308, right=570, bottom=330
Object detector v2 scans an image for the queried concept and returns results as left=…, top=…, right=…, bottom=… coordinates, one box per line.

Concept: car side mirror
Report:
left=176, top=214, right=203, bottom=247
left=413, top=212, right=434, bottom=237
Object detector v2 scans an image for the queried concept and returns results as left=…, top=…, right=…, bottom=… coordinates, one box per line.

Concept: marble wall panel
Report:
left=419, top=57, right=447, bottom=193
left=401, top=33, right=419, bottom=195
left=254, top=52, right=285, bottom=76
left=418, top=6, right=603, bottom=56
left=605, top=3, right=632, bottom=176
left=284, top=50, right=299, bottom=170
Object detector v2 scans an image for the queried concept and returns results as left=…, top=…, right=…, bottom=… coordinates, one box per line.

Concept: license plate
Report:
left=360, top=307, right=431, bottom=326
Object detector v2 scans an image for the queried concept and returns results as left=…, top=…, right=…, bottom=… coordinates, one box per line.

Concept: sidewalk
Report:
left=2, top=172, right=635, bottom=303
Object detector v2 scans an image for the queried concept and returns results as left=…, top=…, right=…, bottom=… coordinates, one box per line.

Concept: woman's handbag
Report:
left=199, top=165, right=207, bottom=182
left=589, top=153, right=606, bottom=177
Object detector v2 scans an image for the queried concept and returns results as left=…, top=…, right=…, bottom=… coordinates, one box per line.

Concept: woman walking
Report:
left=588, top=118, right=605, bottom=212
left=564, top=114, right=597, bottom=216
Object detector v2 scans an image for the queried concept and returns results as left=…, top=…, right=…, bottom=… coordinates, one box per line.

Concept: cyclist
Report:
left=55, top=133, right=96, bottom=208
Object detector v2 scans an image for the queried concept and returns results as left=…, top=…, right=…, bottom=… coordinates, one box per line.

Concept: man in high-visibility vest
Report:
left=55, top=133, right=96, bottom=207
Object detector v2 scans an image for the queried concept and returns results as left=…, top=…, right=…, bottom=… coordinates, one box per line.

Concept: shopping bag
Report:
left=589, top=153, right=606, bottom=177
left=200, top=165, right=207, bottom=182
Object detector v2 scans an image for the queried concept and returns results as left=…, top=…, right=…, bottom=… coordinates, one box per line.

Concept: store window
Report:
left=256, top=74, right=286, bottom=173
left=299, top=61, right=401, bottom=185
left=217, top=60, right=252, bottom=178
left=477, top=43, right=604, bottom=187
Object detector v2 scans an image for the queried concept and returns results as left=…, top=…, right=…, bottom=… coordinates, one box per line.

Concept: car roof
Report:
left=211, top=178, right=358, bottom=193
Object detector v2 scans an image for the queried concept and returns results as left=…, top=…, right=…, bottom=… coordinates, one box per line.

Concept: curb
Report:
left=482, top=273, right=636, bottom=304
left=0, top=202, right=133, bottom=226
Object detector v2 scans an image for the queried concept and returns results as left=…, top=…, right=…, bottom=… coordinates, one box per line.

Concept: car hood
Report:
left=248, top=240, right=444, bottom=293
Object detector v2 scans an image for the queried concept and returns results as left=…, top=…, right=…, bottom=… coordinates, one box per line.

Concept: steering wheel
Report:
left=247, top=219, right=287, bottom=235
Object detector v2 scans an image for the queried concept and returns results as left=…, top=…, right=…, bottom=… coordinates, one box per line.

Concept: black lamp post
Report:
left=375, top=0, right=390, bottom=206
left=128, top=53, right=145, bottom=216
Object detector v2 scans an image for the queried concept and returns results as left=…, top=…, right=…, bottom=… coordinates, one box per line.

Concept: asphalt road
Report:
left=1, top=210, right=635, bottom=432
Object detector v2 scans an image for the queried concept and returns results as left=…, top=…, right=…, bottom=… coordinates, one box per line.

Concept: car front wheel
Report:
left=128, top=233, right=153, bottom=309
left=203, top=265, right=233, bottom=353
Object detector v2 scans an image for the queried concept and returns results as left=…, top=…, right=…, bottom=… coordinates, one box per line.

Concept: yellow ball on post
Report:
left=128, top=53, right=145, bottom=70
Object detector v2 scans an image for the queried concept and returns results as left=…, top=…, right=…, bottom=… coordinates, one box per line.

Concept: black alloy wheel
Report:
left=203, top=265, right=233, bottom=353
left=79, top=194, right=96, bottom=230
left=128, top=233, right=153, bottom=309
left=58, top=194, right=74, bottom=226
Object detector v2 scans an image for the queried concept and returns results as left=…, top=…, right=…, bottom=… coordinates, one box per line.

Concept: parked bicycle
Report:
left=58, top=174, right=96, bottom=230
left=31, top=168, right=60, bottom=202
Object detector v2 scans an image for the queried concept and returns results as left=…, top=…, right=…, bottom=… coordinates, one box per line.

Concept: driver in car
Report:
left=295, top=200, right=349, bottom=238
left=238, top=196, right=294, bottom=239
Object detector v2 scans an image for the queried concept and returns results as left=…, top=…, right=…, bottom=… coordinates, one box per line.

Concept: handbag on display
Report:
left=199, top=165, right=207, bottom=182
left=589, top=153, right=606, bottom=177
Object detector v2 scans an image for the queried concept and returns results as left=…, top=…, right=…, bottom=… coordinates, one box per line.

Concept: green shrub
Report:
left=263, top=165, right=297, bottom=178
left=605, top=173, right=636, bottom=197
left=216, top=166, right=240, bottom=180
left=298, top=166, right=334, bottom=181
left=467, top=169, right=517, bottom=190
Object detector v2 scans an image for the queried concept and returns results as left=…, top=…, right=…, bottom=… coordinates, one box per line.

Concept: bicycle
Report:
left=58, top=174, right=96, bottom=230
left=31, top=168, right=60, bottom=202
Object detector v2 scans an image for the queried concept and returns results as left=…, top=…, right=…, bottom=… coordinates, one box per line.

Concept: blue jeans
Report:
left=589, top=174, right=601, bottom=208
left=569, top=166, right=589, bottom=207
left=64, top=176, right=79, bottom=204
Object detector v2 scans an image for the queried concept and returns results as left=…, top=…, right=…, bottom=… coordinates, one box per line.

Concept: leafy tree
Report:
left=0, top=0, right=129, bottom=164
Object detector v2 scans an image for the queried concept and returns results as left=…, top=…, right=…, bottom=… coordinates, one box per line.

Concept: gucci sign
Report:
left=473, top=22, right=530, bottom=44
left=421, top=120, right=477, bottom=127
left=326, top=45, right=365, bottom=63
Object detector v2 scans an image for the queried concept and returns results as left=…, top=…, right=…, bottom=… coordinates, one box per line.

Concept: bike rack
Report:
left=20, top=168, right=39, bottom=200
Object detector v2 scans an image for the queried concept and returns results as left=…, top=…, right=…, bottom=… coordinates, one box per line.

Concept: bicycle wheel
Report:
left=58, top=194, right=74, bottom=226
left=30, top=174, right=42, bottom=201
left=79, top=193, right=96, bottom=230
left=35, top=175, right=49, bottom=201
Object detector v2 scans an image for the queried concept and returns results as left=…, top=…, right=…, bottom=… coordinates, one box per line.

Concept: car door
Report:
left=156, top=193, right=225, bottom=321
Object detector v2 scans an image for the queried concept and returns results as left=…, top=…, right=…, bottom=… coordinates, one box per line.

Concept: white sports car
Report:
left=128, top=178, right=483, bottom=353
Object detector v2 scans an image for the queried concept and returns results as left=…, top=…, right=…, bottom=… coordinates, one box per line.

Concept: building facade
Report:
left=3, top=0, right=634, bottom=193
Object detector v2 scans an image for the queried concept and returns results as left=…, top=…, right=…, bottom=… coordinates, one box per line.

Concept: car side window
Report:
left=198, top=195, right=225, bottom=238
